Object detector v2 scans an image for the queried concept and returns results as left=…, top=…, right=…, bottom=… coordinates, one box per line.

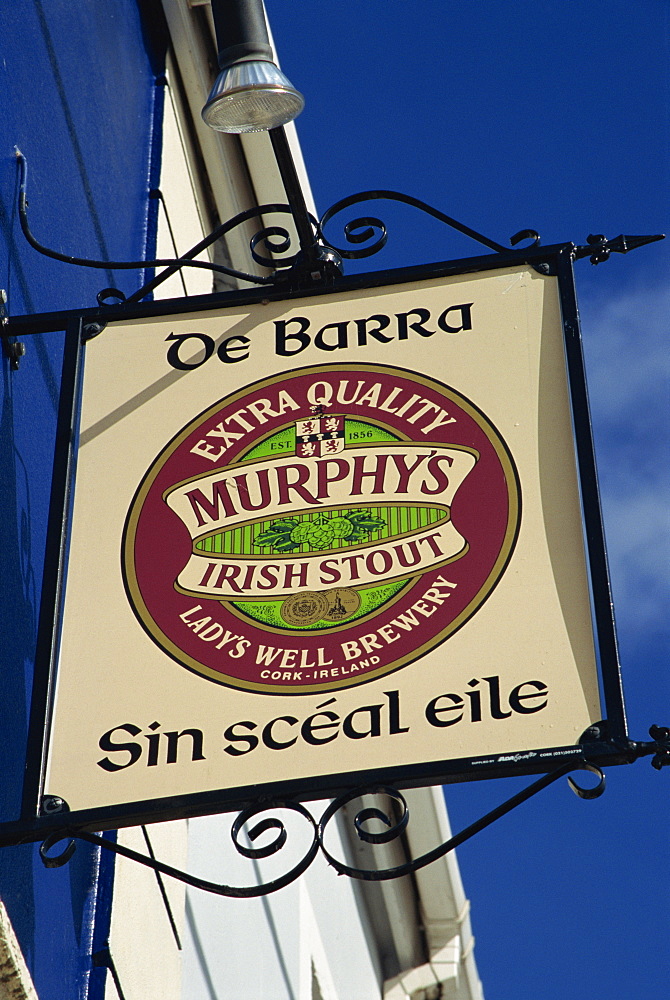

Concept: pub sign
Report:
left=10, top=250, right=627, bottom=839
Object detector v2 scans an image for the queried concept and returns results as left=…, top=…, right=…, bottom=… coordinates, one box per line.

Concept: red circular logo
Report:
left=123, top=364, right=520, bottom=693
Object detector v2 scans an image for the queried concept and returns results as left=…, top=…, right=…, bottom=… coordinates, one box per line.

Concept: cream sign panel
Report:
left=45, top=265, right=602, bottom=812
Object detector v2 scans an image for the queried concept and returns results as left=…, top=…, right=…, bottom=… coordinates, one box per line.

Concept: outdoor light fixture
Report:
left=202, top=0, right=304, bottom=133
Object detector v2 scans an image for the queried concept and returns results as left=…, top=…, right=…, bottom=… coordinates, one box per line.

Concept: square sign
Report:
left=18, top=252, right=626, bottom=838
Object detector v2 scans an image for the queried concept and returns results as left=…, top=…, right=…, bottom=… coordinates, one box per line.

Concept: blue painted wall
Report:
left=0, top=2, right=165, bottom=995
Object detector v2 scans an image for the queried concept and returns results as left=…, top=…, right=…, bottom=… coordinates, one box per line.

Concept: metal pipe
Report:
left=210, top=0, right=273, bottom=69
left=269, top=126, right=317, bottom=257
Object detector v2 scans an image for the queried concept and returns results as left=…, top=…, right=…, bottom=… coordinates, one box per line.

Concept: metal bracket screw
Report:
left=82, top=321, right=106, bottom=341
left=0, top=290, right=26, bottom=370
left=41, top=795, right=68, bottom=815
left=3, top=339, right=26, bottom=370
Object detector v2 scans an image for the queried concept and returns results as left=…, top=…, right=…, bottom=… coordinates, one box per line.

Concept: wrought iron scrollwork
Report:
left=12, top=150, right=663, bottom=311
left=37, top=725, right=670, bottom=894
left=36, top=757, right=626, bottom=895
left=566, top=762, right=606, bottom=800
left=249, top=219, right=319, bottom=271
left=40, top=833, right=77, bottom=869
left=41, top=799, right=319, bottom=899
left=12, top=151, right=538, bottom=308
left=96, top=288, right=127, bottom=306
left=318, top=762, right=607, bottom=883
left=510, top=229, right=541, bottom=248
left=318, top=189, right=508, bottom=259
left=13, top=149, right=301, bottom=294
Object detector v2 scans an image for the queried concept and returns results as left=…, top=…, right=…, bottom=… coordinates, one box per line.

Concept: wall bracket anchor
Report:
left=1, top=291, right=25, bottom=370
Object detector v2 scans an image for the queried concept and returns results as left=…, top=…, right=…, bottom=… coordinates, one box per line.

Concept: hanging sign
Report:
left=31, top=254, right=621, bottom=832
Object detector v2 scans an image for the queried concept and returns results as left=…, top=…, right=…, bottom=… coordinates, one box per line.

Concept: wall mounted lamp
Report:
left=8, top=1, right=663, bottom=306
left=202, top=0, right=304, bottom=133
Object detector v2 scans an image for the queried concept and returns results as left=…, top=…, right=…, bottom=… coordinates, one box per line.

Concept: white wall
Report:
left=181, top=803, right=382, bottom=1000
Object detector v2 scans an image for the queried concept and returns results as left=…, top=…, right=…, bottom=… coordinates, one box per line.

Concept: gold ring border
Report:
left=122, top=362, right=520, bottom=695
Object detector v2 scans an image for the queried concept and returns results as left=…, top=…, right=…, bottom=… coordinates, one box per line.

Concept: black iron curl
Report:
left=13, top=149, right=288, bottom=296
left=250, top=225, right=298, bottom=269
left=351, top=789, right=409, bottom=845
left=510, top=229, right=541, bottom=248
left=96, top=288, right=127, bottom=306
left=39, top=801, right=319, bottom=898
left=567, top=762, right=606, bottom=799
left=318, top=762, right=604, bottom=883
left=40, top=832, right=77, bottom=868
left=317, top=785, right=414, bottom=881
left=231, top=804, right=290, bottom=860
left=34, top=760, right=628, bottom=895
left=337, top=216, right=388, bottom=259
left=319, top=189, right=508, bottom=260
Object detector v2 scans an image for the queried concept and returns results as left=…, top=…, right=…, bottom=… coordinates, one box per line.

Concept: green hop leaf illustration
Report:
left=289, top=522, right=313, bottom=544
left=255, top=511, right=386, bottom=553
left=254, top=519, right=300, bottom=551
left=328, top=516, right=355, bottom=540
left=304, top=517, right=336, bottom=549
left=346, top=509, right=386, bottom=529
left=343, top=509, right=386, bottom=542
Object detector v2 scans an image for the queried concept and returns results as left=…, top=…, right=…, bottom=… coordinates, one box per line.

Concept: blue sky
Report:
left=267, top=2, right=669, bottom=996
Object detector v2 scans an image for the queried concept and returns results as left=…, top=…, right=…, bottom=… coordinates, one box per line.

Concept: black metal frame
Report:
left=2, top=241, right=668, bottom=865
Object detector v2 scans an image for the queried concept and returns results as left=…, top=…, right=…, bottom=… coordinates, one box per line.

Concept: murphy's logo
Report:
left=123, top=364, right=520, bottom=694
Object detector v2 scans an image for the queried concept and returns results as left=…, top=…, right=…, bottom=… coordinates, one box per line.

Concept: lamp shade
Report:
left=202, top=59, right=305, bottom=133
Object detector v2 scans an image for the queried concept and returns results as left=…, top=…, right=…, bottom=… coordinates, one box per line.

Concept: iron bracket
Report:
left=12, top=149, right=665, bottom=307
left=35, top=730, right=667, bottom=897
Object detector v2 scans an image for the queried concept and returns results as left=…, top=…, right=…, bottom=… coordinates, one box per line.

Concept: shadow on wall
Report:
left=0, top=357, right=38, bottom=962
